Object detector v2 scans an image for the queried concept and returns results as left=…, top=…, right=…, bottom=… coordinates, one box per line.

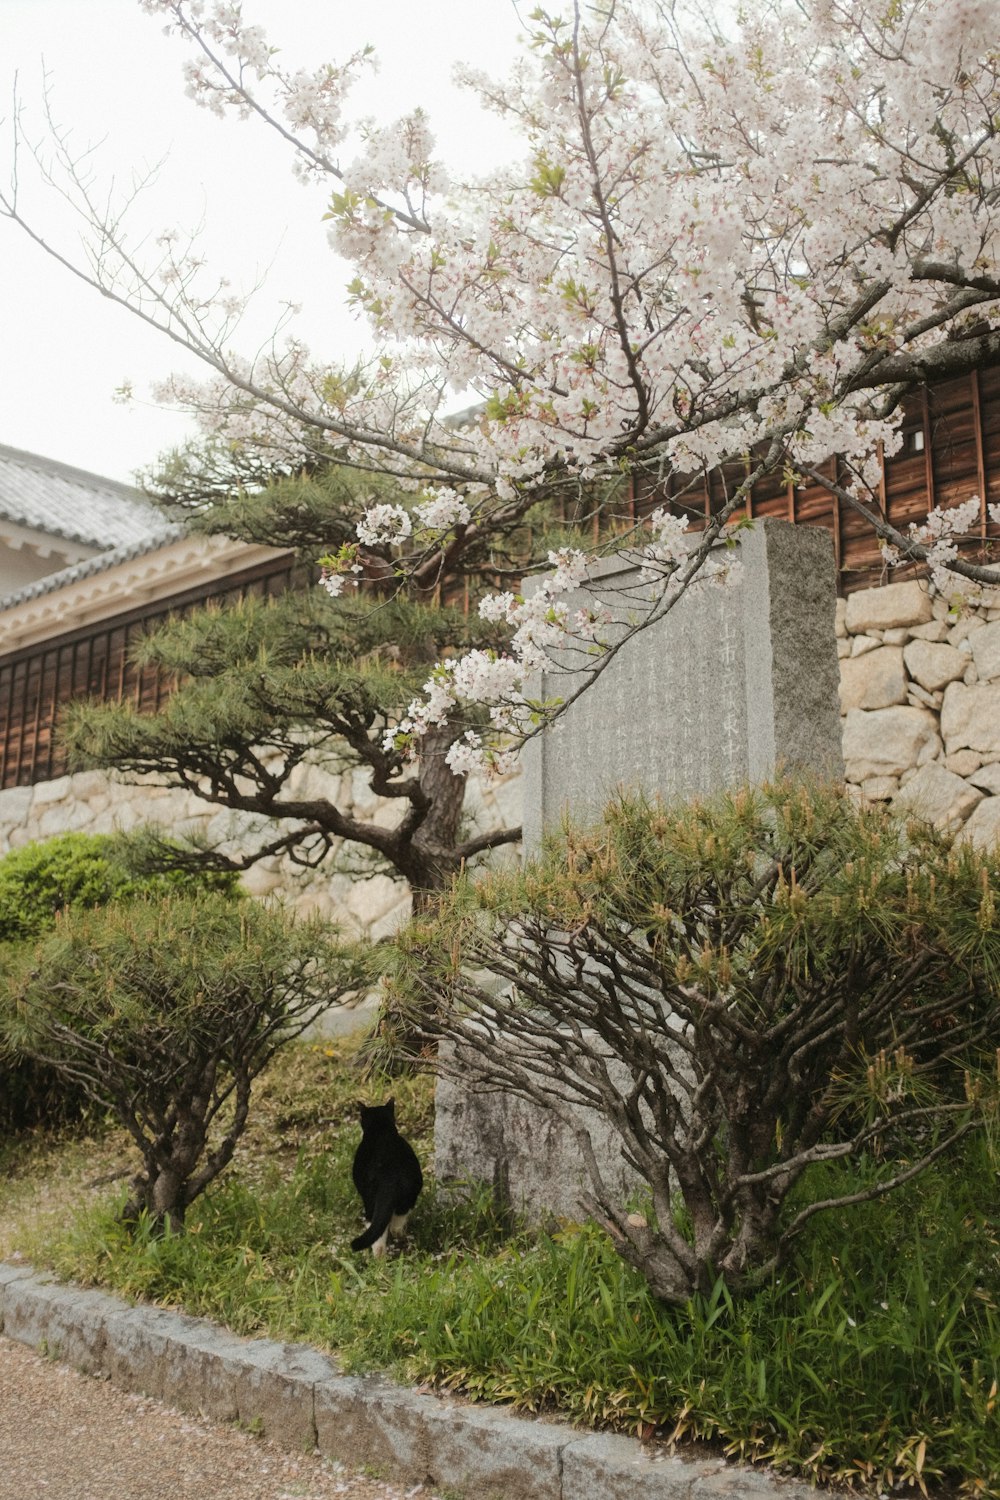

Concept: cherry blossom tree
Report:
left=4, top=0, right=1000, bottom=772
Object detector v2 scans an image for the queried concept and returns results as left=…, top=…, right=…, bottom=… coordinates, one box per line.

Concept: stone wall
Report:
left=2, top=569, right=1000, bottom=944
left=0, top=761, right=521, bottom=941
left=837, top=578, right=1000, bottom=850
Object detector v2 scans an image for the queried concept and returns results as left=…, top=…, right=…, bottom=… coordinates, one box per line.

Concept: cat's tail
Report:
left=350, top=1188, right=396, bottom=1253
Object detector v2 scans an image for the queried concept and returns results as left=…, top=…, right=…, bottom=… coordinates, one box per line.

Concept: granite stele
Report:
left=436, top=518, right=845, bottom=1220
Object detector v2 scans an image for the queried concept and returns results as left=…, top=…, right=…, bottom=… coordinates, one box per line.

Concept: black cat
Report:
left=350, top=1098, right=423, bottom=1256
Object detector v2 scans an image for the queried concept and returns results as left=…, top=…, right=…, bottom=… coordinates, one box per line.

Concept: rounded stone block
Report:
left=902, top=639, right=966, bottom=693
left=838, top=647, right=906, bottom=712
left=891, top=762, right=983, bottom=830
left=38, top=802, right=94, bottom=837
left=239, top=865, right=284, bottom=897
left=907, top=620, right=951, bottom=643
left=971, top=619, right=1000, bottom=683
left=0, top=786, right=33, bottom=829
left=31, top=775, right=73, bottom=806
left=845, top=580, right=933, bottom=633
left=959, top=796, right=1000, bottom=851
left=835, top=597, right=847, bottom=639
left=907, top=683, right=941, bottom=710
left=68, top=769, right=116, bottom=800
left=940, top=681, right=1000, bottom=756
left=841, top=706, right=941, bottom=782
left=945, top=750, right=983, bottom=778
left=860, top=776, right=899, bottom=801
left=949, top=616, right=986, bottom=649
left=970, top=764, right=1000, bottom=795
left=368, top=898, right=412, bottom=944
left=345, top=872, right=404, bottom=924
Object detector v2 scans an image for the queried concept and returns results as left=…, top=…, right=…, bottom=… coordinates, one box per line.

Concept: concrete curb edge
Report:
left=0, top=1261, right=808, bottom=1500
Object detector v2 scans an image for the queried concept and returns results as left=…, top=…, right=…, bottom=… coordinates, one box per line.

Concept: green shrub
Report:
left=0, top=831, right=240, bottom=1133
left=0, top=892, right=371, bottom=1230
left=0, top=830, right=239, bottom=943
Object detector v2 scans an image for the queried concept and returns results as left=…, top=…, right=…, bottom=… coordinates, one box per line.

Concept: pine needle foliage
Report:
left=148, top=455, right=381, bottom=557
left=61, top=589, right=518, bottom=894
left=0, top=831, right=237, bottom=944
left=0, top=832, right=239, bottom=1133
left=0, top=893, right=371, bottom=1231
left=388, top=777, right=1000, bottom=1304
left=144, top=441, right=631, bottom=583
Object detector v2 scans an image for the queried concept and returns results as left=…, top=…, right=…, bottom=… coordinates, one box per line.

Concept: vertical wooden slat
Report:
left=0, top=663, right=15, bottom=789
left=95, top=629, right=109, bottom=698
left=921, top=386, right=936, bottom=511
left=115, top=627, right=128, bottom=700
left=150, top=614, right=167, bottom=712
left=25, top=656, right=44, bottom=785
left=3, top=663, right=25, bottom=789
left=54, top=643, right=76, bottom=781
left=876, top=440, right=888, bottom=518
left=83, top=633, right=95, bottom=697
left=42, top=646, right=60, bottom=782
left=971, top=369, right=988, bottom=540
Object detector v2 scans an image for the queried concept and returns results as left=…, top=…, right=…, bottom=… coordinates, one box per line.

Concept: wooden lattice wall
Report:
left=0, top=555, right=298, bottom=791
left=629, top=368, right=1000, bottom=591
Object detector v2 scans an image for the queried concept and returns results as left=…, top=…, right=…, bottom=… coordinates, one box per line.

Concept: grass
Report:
left=2, top=1036, right=1000, bottom=1494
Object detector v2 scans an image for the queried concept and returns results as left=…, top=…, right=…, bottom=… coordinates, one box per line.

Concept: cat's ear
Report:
left=386, top=1097, right=396, bottom=1115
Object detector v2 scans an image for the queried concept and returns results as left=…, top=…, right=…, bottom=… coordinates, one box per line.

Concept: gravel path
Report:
left=0, top=1336, right=440, bottom=1500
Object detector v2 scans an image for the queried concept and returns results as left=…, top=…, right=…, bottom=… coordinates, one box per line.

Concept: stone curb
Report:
left=1, top=1261, right=810, bottom=1500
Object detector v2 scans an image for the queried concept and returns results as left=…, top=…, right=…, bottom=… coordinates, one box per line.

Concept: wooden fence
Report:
left=630, top=368, right=1000, bottom=590
left=0, top=554, right=299, bottom=791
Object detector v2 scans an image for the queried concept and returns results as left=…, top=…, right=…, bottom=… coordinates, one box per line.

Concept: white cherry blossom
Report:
left=11, top=0, right=1000, bottom=774
left=356, top=504, right=413, bottom=547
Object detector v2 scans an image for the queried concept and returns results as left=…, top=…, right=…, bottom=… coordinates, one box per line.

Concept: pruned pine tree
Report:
left=0, top=891, right=371, bottom=1231
left=63, top=579, right=522, bottom=911
left=388, top=780, right=1000, bottom=1304
left=64, top=443, right=624, bottom=913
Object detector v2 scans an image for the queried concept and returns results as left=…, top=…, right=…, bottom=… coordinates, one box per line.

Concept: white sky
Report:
left=0, top=0, right=526, bottom=484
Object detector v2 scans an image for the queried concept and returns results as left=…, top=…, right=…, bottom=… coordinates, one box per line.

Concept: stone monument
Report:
left=436, top=518, right=845, bottom=1218
left=521, top=516, right=844, bottom=850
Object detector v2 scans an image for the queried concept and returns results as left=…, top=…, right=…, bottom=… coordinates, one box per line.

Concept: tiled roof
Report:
left=0, top=526, right=185, bottom=612
left=0, top=443, right=169, bottom=550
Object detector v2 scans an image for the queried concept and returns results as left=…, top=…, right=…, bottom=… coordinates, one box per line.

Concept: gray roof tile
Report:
left=0, top=443, right=168, bottom=549
left=0, top=525, right=185, bottom=612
